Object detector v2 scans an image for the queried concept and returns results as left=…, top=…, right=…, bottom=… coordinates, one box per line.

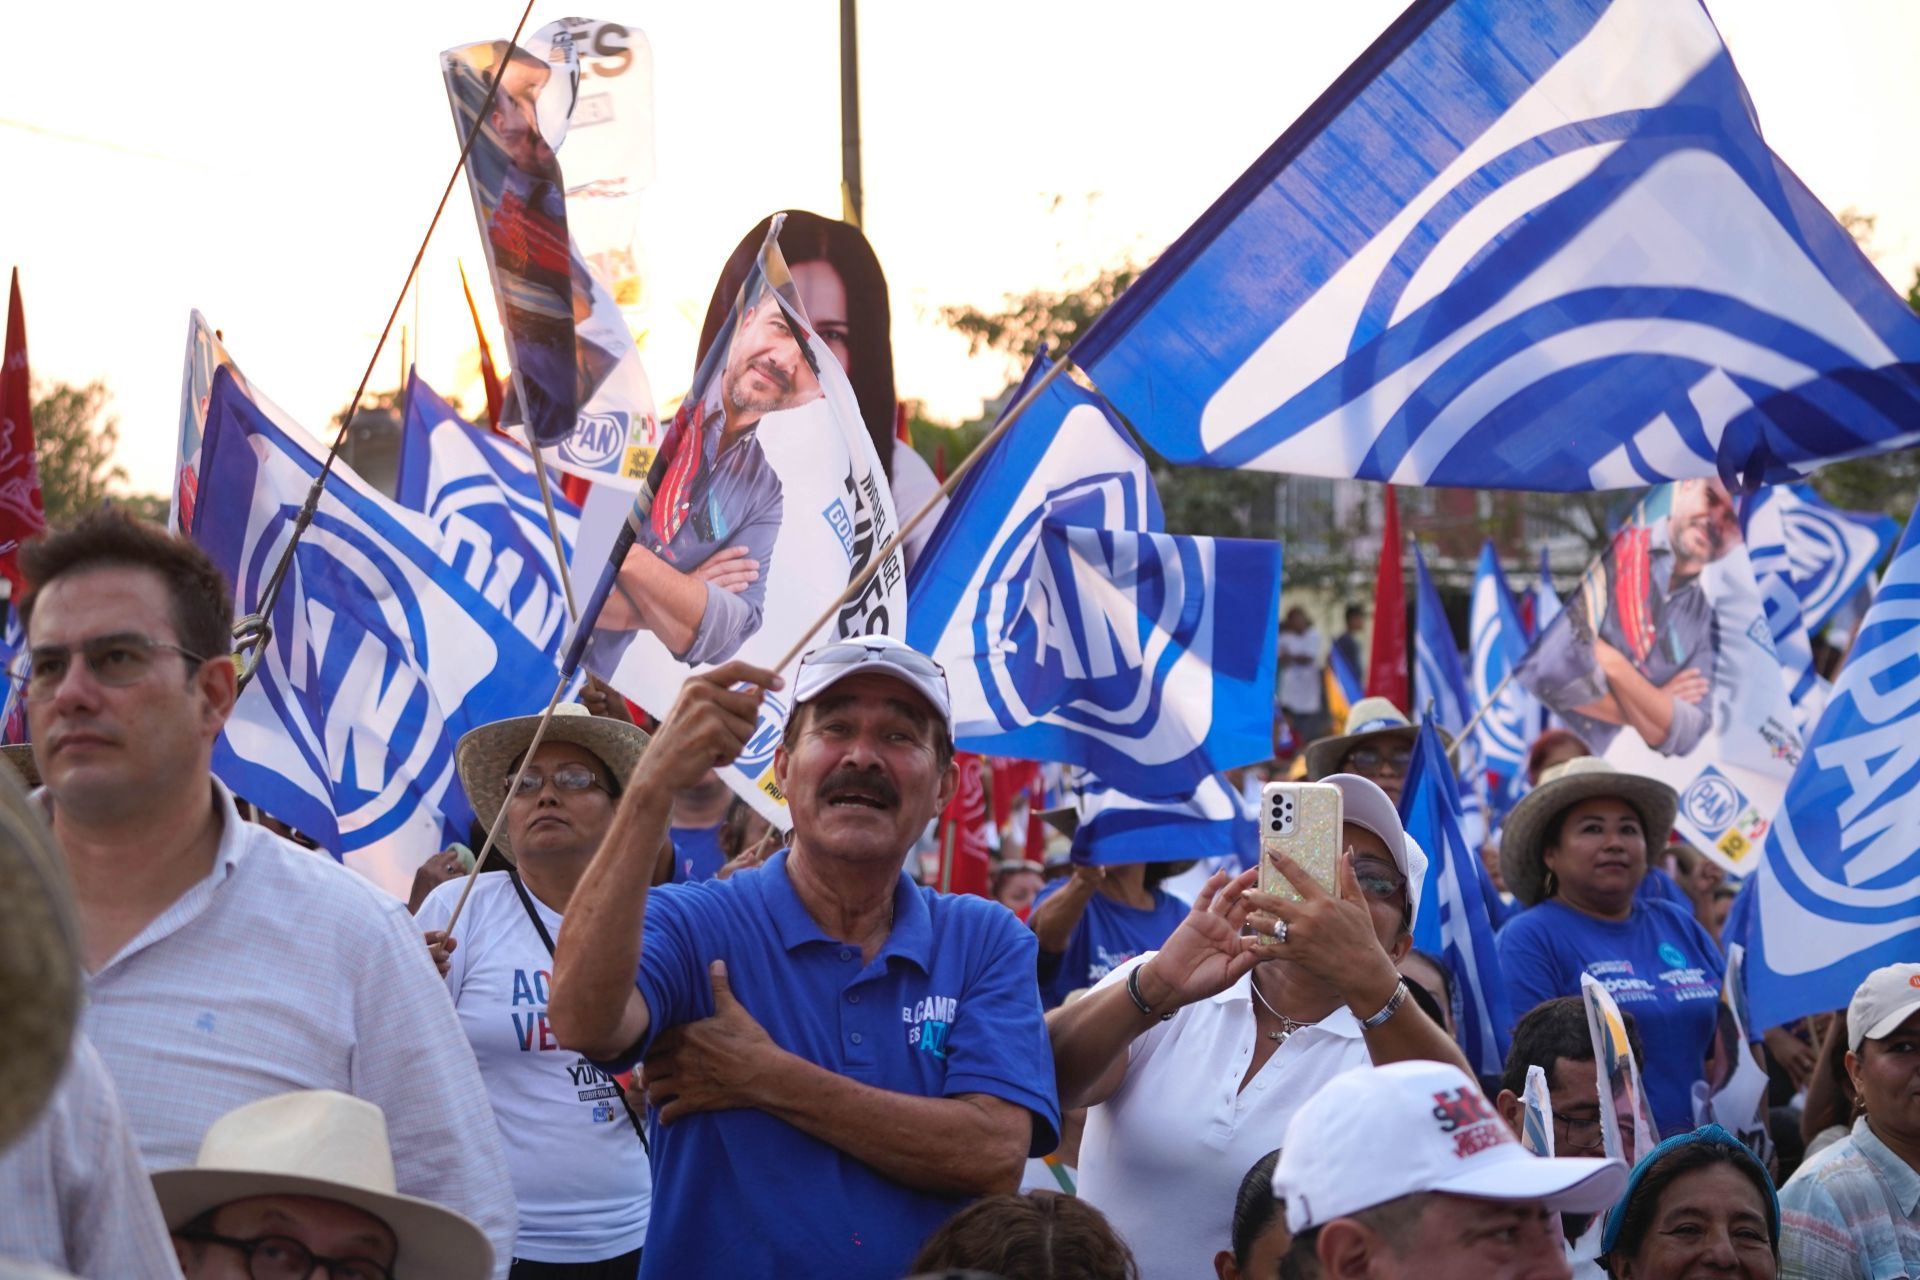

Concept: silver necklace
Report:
left=1249, top=980, right=1314, bottom=1043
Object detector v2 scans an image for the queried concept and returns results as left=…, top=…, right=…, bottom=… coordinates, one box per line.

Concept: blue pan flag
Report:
left=1471, top=541, right=1540, bottom=816
left=1057, top=767, right=1256, bottom=868
left=908, top=351, right=1282, bottom=799
left=1413, top=543, right=1486, bottom=844
left=193, top=369, right=561, bottom=894
left=1744, top=506, right=1920, bottom=1032
left=1077, top=0, right=1920, bottom=492
left=1402, top=720, right=1513, bottom=1076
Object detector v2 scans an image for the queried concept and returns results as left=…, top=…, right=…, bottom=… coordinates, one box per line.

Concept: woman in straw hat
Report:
left=414, top=705, right=653, bottom=1277
left=1494, top=757, right=1725, bottom=1139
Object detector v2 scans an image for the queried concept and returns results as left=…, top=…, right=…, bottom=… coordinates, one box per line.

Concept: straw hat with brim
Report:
left=456, top=704, right=649, bottom=856
left=1498, top=756, right=1678, bottom=906
left=1304, top=697, right=1452, bottom=782
left=153, top=1090, right=491, bottom=1278
left=1, top=744, right=39, bottom=789
left=0, top=748, right=79, bottom=1150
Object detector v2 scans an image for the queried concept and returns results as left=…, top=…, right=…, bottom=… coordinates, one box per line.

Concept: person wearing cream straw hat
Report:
left=416, top=704, right=653, bottom=1275
left=153, top=1090, right=492, bottom=1279
left=1304, top=697, right=1450, bottom=805
left=1494, top=756, right=1723, bottom=1140
left=0, top=744, right=177, bottom=1277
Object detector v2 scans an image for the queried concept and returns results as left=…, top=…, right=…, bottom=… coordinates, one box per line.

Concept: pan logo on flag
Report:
left=561, top=412, right=629, bottom=469
left=1682, top=766, right=1768, bottom=865
left=735, top=691, right=789, bottom=772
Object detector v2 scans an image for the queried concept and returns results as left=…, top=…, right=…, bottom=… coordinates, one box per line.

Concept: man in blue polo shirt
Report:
left=550, top=637, right=1059, bottom=1279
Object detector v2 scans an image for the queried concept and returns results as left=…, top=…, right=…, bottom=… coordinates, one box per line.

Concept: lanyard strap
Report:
left=506, top=867, right=649, bottom=1152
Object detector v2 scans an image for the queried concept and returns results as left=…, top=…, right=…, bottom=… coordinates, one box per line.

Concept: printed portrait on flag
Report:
left=444, top=20, right=661, bottom=478
left=571, top=216, right=905, bottom=823
left=1515, top=480, right=1801, bottom=872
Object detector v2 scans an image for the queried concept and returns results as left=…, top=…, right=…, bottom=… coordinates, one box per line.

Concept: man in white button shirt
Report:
left=1046, top=774, right=1470, bottom=1280
left=15, top=511, right=516, bottom=1277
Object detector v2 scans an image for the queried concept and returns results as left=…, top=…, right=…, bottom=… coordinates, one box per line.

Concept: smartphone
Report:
left=1260, top=782, right=1343, bottom=912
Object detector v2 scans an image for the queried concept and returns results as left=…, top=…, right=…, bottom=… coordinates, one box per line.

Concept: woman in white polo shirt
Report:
left=1045, top=773, right=1473, bottom=1280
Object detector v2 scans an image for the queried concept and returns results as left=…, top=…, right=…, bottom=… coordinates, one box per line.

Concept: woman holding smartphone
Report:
left=1043, top=774, right=1471, bottom=1280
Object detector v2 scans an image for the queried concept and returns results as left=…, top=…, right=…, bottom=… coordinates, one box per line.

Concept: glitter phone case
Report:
left=1259, top=782, right=1343, bottom=912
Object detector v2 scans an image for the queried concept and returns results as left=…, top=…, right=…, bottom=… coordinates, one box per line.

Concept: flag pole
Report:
left=232, top=0, right=540, bottom=694
left=439, top=670, right=570, bottom=938
left=764, top=351, right=1076, bottom=677
left=527, top=445, right=580, bottom=621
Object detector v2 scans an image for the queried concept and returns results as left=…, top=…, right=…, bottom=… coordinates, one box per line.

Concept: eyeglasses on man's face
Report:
left=174, top=1231, right=393, bottom=1280
left=13, top=632, right=209, bottom=701
left=1345, top=746, right=1413, bottom=773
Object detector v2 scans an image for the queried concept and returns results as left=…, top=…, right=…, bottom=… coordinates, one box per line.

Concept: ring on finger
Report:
left=1274, top=919, right=1289, bottom=944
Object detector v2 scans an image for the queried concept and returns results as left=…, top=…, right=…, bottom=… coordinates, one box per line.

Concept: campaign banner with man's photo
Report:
left=1512, top=479, right=1802, bottom=873
left=442, top=20, right=662, bottom=487
left=568, top=218, right=906, bottom=825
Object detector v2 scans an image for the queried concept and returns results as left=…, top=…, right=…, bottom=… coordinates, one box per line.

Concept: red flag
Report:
left=458, top=259, right=507, bottom=437
left=1366, top=486, right=1409, bottom=709
left=986, top=758, right=1040, bottom=833
left=936, top=753, right=993, bottom=898
left=0, top=270, right=45, bottom=597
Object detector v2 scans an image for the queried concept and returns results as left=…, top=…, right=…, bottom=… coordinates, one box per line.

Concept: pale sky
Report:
left=2, top=1, right=1915, bottom=497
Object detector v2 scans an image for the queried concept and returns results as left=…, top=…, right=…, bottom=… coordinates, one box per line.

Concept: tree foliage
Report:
left=31, top=380, right=133, bottom=526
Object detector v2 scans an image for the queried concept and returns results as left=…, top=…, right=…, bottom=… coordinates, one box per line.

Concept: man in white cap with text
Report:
left=1273, top=1059, right=1627, bottom=1278
left=547, top=639, right=1059, bottom=1280
left=154, top=1090, right=492, bottom=1280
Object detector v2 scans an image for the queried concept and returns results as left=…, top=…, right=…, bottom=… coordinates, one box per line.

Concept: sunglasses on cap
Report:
left=799, top=640, right=945, bottom=679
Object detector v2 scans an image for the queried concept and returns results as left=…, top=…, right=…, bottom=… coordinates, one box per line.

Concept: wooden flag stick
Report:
left=765, top=352, right=1076, bottom=676
left=528, top=444, right=580, bottom=621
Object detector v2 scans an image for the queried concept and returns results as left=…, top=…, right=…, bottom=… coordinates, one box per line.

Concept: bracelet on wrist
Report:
left=1359, top=979, right=1410, bottom=1030
left=1126, top=964, right=1175, bottom=1022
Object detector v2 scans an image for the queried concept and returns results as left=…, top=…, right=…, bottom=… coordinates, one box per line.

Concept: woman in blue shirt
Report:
left=1496, top=757, right=1724, bottom=1139
left=1029, top=858, right=1192, bottom=1011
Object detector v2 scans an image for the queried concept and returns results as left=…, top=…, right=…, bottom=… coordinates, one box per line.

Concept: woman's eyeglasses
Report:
left=505, top=763, right=609, bottom=799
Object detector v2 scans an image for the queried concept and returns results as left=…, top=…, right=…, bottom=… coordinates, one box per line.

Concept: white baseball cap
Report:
left=794, top=636, right=951, bottom=730
left=1847, top=962, right=1920, bottom=1051
left=1321, top=773, right=1429, bottom=924
left=1273, top=1060, right=1626, bottom=1234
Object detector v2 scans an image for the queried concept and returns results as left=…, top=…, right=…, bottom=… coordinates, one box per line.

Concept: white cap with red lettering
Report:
left=1272, top=1060, right=1627, bottom=1233
left=1848, top=962, right=1920, bottom=1051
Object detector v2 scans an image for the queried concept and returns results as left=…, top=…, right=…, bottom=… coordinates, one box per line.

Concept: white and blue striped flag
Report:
left=1743, top=489, right=1828, bottom=729
left=1744, top=506, right=1920, bottom=1032
left=1057, top=766, right=1256, bottom=867
left=1749, top=483, right=1897, bottom=633
left=1075, top=0, right=1920, bottom=492
left=1413, top=543, right=1486, bottom=846
left=907, top=352, right=1283, bottom=799
left=192, top=368, right=561, bottom=896
left=1402, top=719, right=1512, bottom=1076
left=395, top=372, right=581, bottom=664
left=1470, top=541, right=1538, bottom=817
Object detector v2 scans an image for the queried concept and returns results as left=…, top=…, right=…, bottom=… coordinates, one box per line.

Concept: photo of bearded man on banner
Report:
left=1515, top=478, right=1802, bottom=872
left=571, top=215, right=906, bottom=823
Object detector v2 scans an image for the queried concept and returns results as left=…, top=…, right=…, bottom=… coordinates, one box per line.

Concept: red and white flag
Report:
left=0, top=269, right=45, bottom=596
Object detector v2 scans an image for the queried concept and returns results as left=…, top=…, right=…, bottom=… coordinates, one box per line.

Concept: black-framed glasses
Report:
left=1352, top=856, right=1406, bottom=902
left=12, top=633, right=210, bottom=701
left=1345, top=746, right=1412, bottom=772
left=175, top=1231, right=393, bottom=1280
left=506, top=762, right=609, bottom=799
left=1551, top=1108, right=1637, bottom=1155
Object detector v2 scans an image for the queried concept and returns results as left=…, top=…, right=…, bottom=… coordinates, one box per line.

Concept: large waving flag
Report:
left=1413, top=544, right=1485, bottom=844
left=1745, top=507, right=1920, bottom=1032
left=1402, top=720, right=1511, bottom=1077
left=193, top=368, right=560, bottom=897
left=1056, top=766, right=1256, bottom=867
left=1470, top=542, right=1539, bottom=815
left=908, top=352, right=1283, bottom=799
left=1750, top=483, right=1897, bottom=633
left=1075, top=0, right=1920, bottom=492
left=394, top=371, right=579, bottom=661
left=0, top=270, right=44, bottom=597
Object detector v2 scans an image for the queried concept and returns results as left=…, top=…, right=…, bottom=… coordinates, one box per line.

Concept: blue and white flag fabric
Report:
left=192, top=368, right=561, bottom=897
left=1745, top=507, right=1920, bottom=1032
left=1747, top=483, right=1897, bottom=633
left=395, top=371, right=580, bottom=663
left=1413, top=544, right=1486, bottom=845
left=0, top=604, right=24, bottom=745
left=1470, top=542, right=1538, bottom=817
left=1075, top=0, right=1920, bottom=493
left=1402, top=720, right=1511, bottom=1077
left=1742, top=490, right=1827, bottom=729
left=1056, top=766, right=1256, bottom=867
left=1533, top=546, right=1563, bottom=737
left=908, top=351, right=1283, bottom=799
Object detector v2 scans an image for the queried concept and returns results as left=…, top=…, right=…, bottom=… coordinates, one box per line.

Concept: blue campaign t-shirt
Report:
left=1638, top=864, right=1691, bottom=910
left=1497, top=897, right=1724, bottom=1137
left=610, top=850, right=1061, bottom=1280
left=669, top=823, right=727, bottom=883
left=1031, top=879, right=1190, bottom=1010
